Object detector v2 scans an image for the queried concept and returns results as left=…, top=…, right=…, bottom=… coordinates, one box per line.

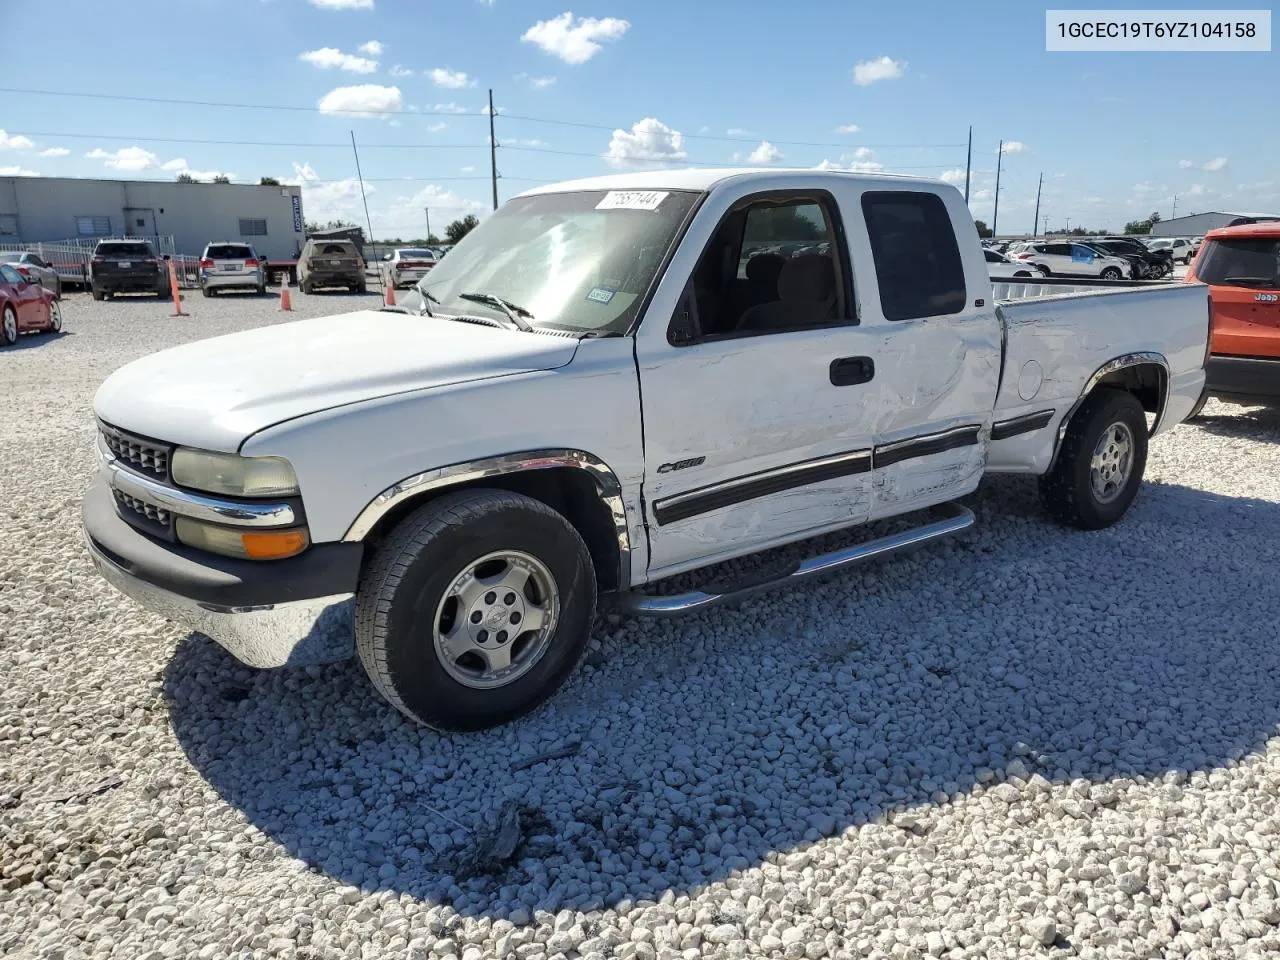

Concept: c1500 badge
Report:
left=657, top=456, right=705, bottom=474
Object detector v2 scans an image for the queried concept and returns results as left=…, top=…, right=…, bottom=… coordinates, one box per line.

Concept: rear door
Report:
left=855, top=189, right=1002, bottom=521
left=1196, top=235, right=1280, bottom=358
left=209, top=243, right=253, bottom=277
left=0, top=264, right=43, bottom=328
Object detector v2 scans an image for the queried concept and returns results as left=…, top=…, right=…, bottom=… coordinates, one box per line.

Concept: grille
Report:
left=100, top=425, right=170, bottom=481
left=113, top=489, right=172, bottom=530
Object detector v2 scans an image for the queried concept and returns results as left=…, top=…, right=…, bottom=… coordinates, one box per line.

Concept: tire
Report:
left=354, top=489, right=597, bottom=732
left=91, top=286, right=105, bottom=302
left=54, top=277, right=61, bottom=300
left=46, top=299, right=62, bottom=334
left=1, top=305, right=16, bottom=346
left=1038, top=388, right=1148, bottom=530
left=357, top=281, right=368, bottom=294
left=1100, top=267, right=1122, bottom=281
left=1036, top=265, right=1051, bottom=277
left=1013, top=271, right=1032, bottom=279
left=300, top=279, right=313, bottom=295
left=257, top=283, right=267, bottom=296
left=202, top=286, right=213, bottom=298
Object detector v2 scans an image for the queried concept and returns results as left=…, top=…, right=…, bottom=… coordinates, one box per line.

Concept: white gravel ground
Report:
left=3, top=290, right=1280, bottom=960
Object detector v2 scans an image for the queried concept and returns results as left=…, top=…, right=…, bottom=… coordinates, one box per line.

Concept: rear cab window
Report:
left=861, top=191, right=966, bottom=321
left=1196, top=236, right=1280, bottom=290
left=318, top=243, right=356, bottom=256
left=96, top=242, right=154, bottom=259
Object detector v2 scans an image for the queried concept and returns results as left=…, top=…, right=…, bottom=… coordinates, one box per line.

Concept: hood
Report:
left=94, top=311, right=580, bottom=451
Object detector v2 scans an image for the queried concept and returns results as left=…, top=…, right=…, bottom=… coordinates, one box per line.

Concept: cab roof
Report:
left=515, top=167, right=948, bottom=198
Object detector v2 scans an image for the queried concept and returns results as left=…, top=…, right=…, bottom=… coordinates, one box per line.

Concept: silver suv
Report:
left=200, top=242, right=267, bottom=297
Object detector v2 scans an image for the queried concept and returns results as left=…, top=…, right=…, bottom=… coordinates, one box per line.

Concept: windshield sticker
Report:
left=586, top=286, right=616, bottom=304
left=595, top=191, right=669, bottom=212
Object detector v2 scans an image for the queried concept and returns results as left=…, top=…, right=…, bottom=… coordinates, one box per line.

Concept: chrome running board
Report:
left=610, top=502, right=974, bottom=617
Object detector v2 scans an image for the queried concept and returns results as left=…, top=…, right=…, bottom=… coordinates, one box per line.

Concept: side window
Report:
left=1046, top=243, right=1071, bottom=256
left=0, top=264, right=22, bottom=285
left=28, top=255, right=46, bottom=268
left=861, top=191, right=966, bottom=321
left=675, top=194, right=849, bottom=341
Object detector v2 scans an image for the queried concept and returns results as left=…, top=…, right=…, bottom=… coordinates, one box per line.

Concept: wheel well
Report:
left=359, top=468, right=622, bottom=591
left=1093, top=362, right=1166, bottom=426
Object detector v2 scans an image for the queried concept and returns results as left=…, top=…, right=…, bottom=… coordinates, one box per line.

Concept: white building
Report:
left=0, top=176, right=305, bottom=260
left=1149, top=211, right=1280, bottom=237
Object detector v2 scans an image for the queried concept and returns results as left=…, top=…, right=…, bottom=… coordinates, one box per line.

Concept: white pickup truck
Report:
left=83, top=169, right=1211, bottom=731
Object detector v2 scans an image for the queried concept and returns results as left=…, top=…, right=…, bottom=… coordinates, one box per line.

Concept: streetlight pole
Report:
left=1032, top=172, right=1043, bottom=237
left=992, top=140, right=1003, bottom=236
left=424, top=207, right=431, bottom=242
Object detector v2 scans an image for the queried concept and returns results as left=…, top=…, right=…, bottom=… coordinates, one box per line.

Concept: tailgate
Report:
left=1211, top=287, right=1280, bottom=358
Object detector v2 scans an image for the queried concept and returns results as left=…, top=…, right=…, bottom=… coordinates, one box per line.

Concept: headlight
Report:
left=171, top=449, right=299, bottom=498
left=175, top=518, right=309, bottom=560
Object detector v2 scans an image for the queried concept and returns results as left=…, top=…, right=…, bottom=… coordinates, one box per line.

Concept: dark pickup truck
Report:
left=89, top=240, right=170, bottom=300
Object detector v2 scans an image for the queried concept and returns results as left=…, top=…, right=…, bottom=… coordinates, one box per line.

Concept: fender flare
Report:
left=1049, top=352, right=1170, bottom=469
left=342, top=448, right=632, bottom=589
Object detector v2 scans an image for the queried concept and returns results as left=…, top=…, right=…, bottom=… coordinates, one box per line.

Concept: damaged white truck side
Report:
left=84, top=170, right=1211, bottom=731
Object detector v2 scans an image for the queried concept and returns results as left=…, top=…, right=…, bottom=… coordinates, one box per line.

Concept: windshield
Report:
left=97, top=242, right=153, bottom=258
left=398, top=249, right=433, bottom=259
left=207, top=244, right=253, bottom=259
left=418, top=188, right=702, bottom=334
left=1195, top=237, right=1280, bottom=289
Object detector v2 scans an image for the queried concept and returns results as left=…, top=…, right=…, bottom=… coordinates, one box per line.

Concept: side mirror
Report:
left=163, top=254, right=171, bottom=261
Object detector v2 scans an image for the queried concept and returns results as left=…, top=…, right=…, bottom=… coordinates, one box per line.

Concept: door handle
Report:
left=829, top=356, right=875, bottom=386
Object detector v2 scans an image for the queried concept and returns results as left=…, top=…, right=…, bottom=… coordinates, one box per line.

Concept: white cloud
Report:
left=940, top=168, right=967, bottom=185
left=389, top=65, right=413, bottom=77
left=1132, top=182, right=1154, bottom=193
left=0, top=166, right=39, bottom=176
left=432, top=102, right=469, bottom=114
left=726, top=128, right=750, bottom=136
left=39, top=147, right=70, bottom=158
left=165, top=160, right=235, bottom=182
left=505, top=138, right=549, bottom=148
left=86, top=146, right=159, bottom=172
left=307, top=0, right=373, bottom=9
left=382, top=183, right=485, bottom=232
left=834, top=124, right=860, bottom=134
left=299, top=47, right=378, bottom=73
left=159, top=158, right=186, bottom=172
left=852, top=56, right=905, bottom=86
left=1000, top=141, right=1027, bottom=155
left=605, top=117, right=686, bottom=168
left=970, top=188, right=993, bottom=202
left=814, top=159, right=841, bottom=171
left=1186, top=183, right=1206, bottom=197
left=521, top=12, right=630, bottom=65
left=849, top=160, right=884, bottom=173
left=461, top=165, right=476, bottom=173
left=480, top=104, right=504, bottom=116
left=0, top=130, right=35, bottom=150
left=852, top=146, right=875, bottom=161
left=515, top=73, right=556, bottom=89
left=286, top=161, right=374, bottom=224
left=747, top=141, right=782, bottom=164
left=1178, top=159, right=1195, bottom=169
left=430, top=68, right=476, bottom=89
left=1202, top=156, right=1228, bottom=172
left=427, top=122, right=448, bottom=132
left=358, top=40, right=383, bottom=55
left=317, top=84, right=403, bottom=118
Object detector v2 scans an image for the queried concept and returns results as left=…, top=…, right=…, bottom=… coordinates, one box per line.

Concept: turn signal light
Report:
left=175, top=518, right=310, bottom=560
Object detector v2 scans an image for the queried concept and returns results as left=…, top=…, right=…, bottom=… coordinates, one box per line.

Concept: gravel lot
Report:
left=3, top=290, right=1280, bottom=960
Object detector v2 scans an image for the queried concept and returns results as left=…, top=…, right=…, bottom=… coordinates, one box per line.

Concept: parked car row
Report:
left=0, top=261, right=62, bottom=345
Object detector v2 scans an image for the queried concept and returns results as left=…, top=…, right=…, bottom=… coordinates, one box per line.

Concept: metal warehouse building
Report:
left=0, top=176, right=305, bottom=260
left=1150, top=211, right=1280, bottom=236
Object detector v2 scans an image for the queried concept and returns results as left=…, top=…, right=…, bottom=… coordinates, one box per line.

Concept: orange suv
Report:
left=1186, top=222, right=1280, bottom=412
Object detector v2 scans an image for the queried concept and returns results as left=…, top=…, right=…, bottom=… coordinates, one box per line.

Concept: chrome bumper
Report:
left=85, top=530, right=355, bottom=668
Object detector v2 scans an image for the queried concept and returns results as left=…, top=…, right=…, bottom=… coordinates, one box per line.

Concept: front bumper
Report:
left=1206, top=355, right=1280, bottom=405
left=82, top=475, right=361, bottom=667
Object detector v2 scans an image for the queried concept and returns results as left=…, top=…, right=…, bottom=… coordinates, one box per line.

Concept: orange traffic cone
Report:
left=279, top=278, right=292, bottom=312
left=384, top=282, right=396, bottom=307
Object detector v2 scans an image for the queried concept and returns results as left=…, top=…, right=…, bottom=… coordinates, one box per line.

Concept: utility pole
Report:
left=1065, top=217, right=1071, bottom=233
left=992, top=140, right=1003, bottom=236
left=349, top=130, right=381, bottom=293
left=424, top=207, right=431, bottom=242
left=964, top=126, right=972, bottom=204
left=1032, top=172, right=1043, bottom=237
left=488, top=88, right=499, bottom=211
left=1171, top=194, right=1178, bottom=219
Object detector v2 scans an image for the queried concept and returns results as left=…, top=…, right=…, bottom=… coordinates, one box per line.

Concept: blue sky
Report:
left=3, top=0, right=1274, bottom=236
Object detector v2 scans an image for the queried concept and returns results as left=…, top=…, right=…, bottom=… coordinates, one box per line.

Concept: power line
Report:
left=11, top=130, right=488, bottom=149
left=0, top=87, right=967, bottom=152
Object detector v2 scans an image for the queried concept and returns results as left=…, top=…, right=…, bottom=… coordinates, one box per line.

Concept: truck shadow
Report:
left=1188, top=404, right=1280, bottom=444
left=163, top=478, right=1280, bottom=920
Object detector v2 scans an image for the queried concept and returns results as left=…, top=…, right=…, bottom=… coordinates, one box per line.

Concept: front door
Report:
left=635, top=186, right=884, bottom=579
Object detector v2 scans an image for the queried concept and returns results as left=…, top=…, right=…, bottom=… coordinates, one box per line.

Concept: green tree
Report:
left=974, top=219, right=992, bottom=239
left=446, top=214, right=480, bottom=244
left=176, top=172, right=197, bottom=184
left=212, top=174, right=231, bottom=184
left=259, top=176, right=281, bottom=186
left=1123, top=211, right=1161, bottom=235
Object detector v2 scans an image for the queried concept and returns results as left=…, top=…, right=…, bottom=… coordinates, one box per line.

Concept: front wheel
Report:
left=1100, top=267, right=1123, bottom=280
left=354, top=489, right=597, bottom=731
left=46, top=300, right=62, bottom=333
left=1038, top=389, right=1148, bottom=530
left=2, top=305, right=16, bottom=345
left=91, top=286, right=105, bottom=302
left=1036, top=265, right=1051, bottom=277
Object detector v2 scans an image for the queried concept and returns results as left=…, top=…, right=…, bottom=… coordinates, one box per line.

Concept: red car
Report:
left=0, top=262, right=62, bottom=346
left=1185, top=222, right=1280, bottom=413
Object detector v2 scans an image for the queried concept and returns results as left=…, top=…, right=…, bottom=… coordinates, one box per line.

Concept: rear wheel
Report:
left=354, top=489, right=597, bottom=731
left=357, top=281, right=368, bottom=294
left=1039, top=389, right=1148, bottom=530
left=1100, top=267, right=1122, bottom=281
left=1036, top=265, right=1051, bottom=277
left=2, top=306, right=16, bottom=345
left=300, top=278, right=313, bottom=295
left=91, top=286, right=105, bottom=302
left=46, top=300, right=62, bottom=333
